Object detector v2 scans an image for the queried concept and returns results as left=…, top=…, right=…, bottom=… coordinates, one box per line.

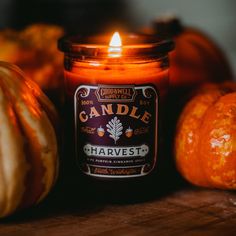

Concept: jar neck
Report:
left=64, top=53, right=169, bottom=71
left=58, top=34, right=174, bottom=59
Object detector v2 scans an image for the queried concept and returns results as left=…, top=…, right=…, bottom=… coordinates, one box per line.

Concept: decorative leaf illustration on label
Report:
left=106, top=116, right=123, bottom=144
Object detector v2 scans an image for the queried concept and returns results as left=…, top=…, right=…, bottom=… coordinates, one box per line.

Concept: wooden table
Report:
left=1, top=183, right=236, bottom=236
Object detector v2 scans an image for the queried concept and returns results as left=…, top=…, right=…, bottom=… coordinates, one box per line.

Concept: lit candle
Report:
left=58, top=32, right=173, bottom=180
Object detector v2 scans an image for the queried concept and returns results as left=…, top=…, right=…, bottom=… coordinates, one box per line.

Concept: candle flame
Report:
left=109, top=32, right=122, bottom=47
left=108, top=32, right=122, bottom=57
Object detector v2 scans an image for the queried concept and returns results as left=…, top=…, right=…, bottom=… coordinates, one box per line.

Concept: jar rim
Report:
left=58, top=33, right=174, bottom=59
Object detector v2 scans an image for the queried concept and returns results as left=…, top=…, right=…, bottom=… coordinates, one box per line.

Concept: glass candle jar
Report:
left=58, top=33, right=173, bottom=184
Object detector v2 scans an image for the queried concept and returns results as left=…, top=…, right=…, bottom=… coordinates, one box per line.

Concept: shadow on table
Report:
left=1, top=164, right=188, bottom=224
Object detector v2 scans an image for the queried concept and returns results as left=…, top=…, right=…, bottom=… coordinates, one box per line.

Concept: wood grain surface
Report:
left=1, top=184, right=236, bottom=236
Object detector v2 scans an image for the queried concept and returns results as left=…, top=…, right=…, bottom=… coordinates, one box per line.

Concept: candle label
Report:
left=74, top=84, right=158, bottom=178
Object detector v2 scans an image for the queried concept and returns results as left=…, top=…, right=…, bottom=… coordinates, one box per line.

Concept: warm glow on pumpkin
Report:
left=0, top=61, right=59, bottom=218
left=174, top=82, right=236, bottom=190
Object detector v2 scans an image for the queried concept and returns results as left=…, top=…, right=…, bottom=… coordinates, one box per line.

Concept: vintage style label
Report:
left=74, top=84, right=158, bottom=178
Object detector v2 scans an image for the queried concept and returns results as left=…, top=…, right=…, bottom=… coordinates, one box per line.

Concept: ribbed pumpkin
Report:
left=175, top=82, right=236, bottom=189
left=0, top=61, right=58, bottom=218
left=152, top=17, right=233, bottom=88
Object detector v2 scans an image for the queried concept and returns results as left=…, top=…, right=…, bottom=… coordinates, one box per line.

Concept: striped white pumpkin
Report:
left=0, top=61, right=58, bottom=218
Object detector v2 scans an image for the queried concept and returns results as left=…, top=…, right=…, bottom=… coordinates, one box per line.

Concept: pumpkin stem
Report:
left=153, top=16, right=184, bottom=37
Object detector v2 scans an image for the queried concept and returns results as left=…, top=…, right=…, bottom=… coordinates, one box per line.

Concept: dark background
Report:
left=0, top=0, right=236, bottom=74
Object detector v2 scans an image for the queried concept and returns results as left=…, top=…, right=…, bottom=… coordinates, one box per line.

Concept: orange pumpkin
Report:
left=175, top=82, right=236, bottom=189
left=0, top=61, right=59, bottom=218
left=0, top=24, right=64, bottom=98
left=152, top=17, right=233, bottom=88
